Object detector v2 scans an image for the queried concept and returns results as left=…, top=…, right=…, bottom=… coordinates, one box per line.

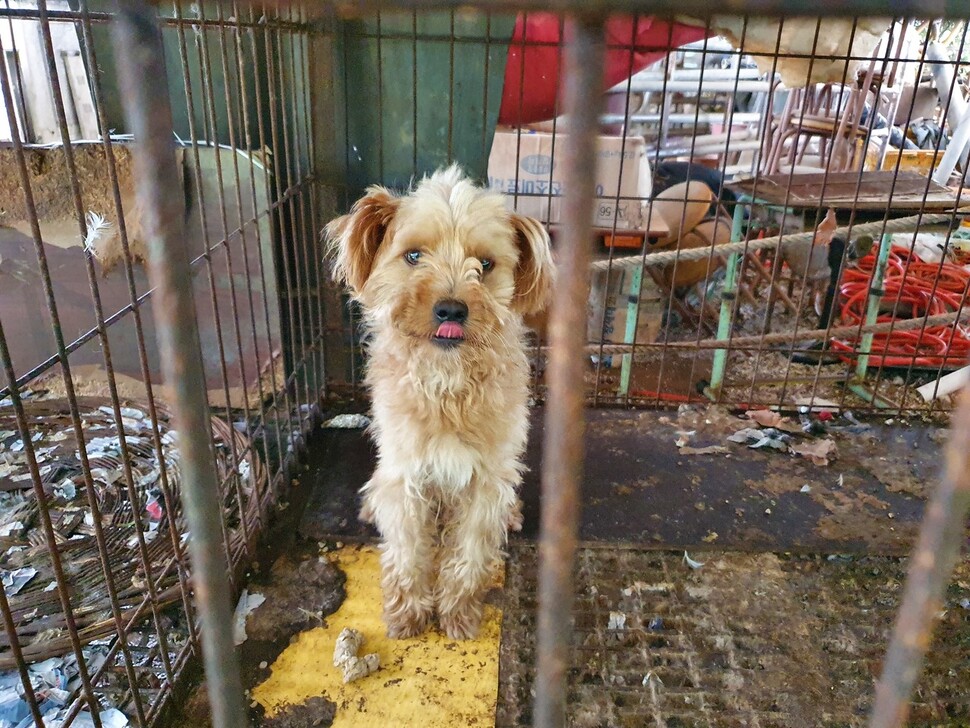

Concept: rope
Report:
left=589, top=209, right=962, bottom=272
left=562, top=308, right=970, bottom=355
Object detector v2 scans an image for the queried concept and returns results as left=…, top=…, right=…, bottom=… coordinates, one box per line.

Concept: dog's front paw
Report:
left=359, top=500, right=375, bottom=525
left=385, top=609, right=432, bottom=639
left=439, top=604, right=483, bottom=641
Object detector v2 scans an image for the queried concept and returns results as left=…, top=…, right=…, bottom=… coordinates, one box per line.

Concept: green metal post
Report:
left=706, top=201, right=746, bottom=399
left=618, top=264, right=644, bottom=397
left=848, top=232, right=895, bottom=408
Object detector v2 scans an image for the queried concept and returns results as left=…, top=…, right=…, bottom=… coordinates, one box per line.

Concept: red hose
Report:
left=832, top=246, right=970, bottom=369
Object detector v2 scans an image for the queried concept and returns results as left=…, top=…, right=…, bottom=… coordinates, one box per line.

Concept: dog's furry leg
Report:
left=366, top=473, right=436, bottom=638
left=436, top=477, right=516, bottom=640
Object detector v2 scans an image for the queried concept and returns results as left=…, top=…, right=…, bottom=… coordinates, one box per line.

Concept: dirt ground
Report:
left=163, top=406, right=966, bottom=727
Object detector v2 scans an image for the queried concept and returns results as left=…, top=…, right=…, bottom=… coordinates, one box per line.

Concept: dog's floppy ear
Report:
left=325, top=186, right=399, bottom=294
left=509, top=213, right=555, bottom=316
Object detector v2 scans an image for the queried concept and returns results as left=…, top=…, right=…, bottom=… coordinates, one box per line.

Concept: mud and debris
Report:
left=259, top=697, right=338, bottom=727
left=245, top=558, right=347, bottom=643
left=165, top=433, right=348, bottom=728
left=498, top=544, right=970, bottom=727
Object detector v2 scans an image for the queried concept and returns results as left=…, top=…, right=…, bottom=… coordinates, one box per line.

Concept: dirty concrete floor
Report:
left=497, top=545, right=970, bottom=727
left=166, top=406, right=968, bottom=727
left=301, top=407, right=946, bottom=555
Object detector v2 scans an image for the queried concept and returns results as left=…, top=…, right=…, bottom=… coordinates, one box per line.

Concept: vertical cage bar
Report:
left=534, top=14, right=604, bottom=728
left=111, top=4, right=247, bottom=727
left=869, top=387, right=970, bottom=727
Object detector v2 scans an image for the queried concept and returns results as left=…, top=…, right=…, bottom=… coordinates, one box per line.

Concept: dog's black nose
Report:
left=434, top=299, right=468, bottom=323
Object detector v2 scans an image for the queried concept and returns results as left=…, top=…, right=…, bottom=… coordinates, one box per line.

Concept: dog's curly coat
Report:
left=326, top=165, right=554, bottom=640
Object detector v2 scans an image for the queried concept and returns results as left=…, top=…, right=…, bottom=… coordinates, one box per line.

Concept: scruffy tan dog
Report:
left=326, top=165, right=554, bottom=640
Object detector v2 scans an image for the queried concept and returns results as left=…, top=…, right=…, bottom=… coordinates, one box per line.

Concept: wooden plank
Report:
left=728, top=171, right=959, bottom=212
left=63, top=52, right=99, bottom=140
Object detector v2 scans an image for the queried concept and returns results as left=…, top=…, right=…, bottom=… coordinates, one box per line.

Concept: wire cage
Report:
left=0, top=1, right=324, bottom=725
left=0, top=0, right=969, bottom=727
left=321, top=12, right=970, bottom=417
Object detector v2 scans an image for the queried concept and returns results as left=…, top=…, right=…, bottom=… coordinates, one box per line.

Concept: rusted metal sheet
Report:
left=0, top=143, right=280, bottom=406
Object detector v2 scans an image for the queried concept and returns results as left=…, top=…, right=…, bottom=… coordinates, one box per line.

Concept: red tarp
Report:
left=498, top=14, right=710, bottom=126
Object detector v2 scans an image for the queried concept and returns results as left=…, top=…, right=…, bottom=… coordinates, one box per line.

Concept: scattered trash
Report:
left=679, top=445, right=730, bottom=456
left=647, top=616, right=664, bottom=631
left=145, top=491, right=165, bottom=521
left=0, top=522, right=24, bottom=538
left=745, top=409, right=801, bottom=433
left=53, top=479, right=76, bottom=501
left=673, top=430, right=695, bottom=447
left=68, top=707, right=130, bottom=728
left=323, top=414, right=371, bottom=429
left=683, top=551, right=705, bottom=570
left=233, top=589, right=267, bottom=645
left=959, top=598, right=969, bottom=610
left=800, top=484, right=812, bottom=493
left=0, top=646, right=117, bottom=727
left=728, top=427, right=789, bottom=451
left=1, top=567, right=37, bottom=596
left=332, top=628, right=380, bottom=684
left=607, top=611, right=627, bottom=630
left=790, top=438, right=839, bottom=466
left=642, top=671, right=663, bottom=687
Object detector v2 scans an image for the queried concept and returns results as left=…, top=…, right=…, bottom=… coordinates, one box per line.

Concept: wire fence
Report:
left=1, top=1, right=969, bottom=727
left=0, top=1, right=325, bottom=725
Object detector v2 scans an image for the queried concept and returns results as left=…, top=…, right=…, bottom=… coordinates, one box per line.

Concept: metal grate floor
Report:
left=497, top=544, right=970, bottom=728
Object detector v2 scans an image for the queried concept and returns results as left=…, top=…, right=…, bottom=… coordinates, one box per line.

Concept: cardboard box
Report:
left=487, top=128, right=652, bottom=231
left=587, top=265, right=664, bottom=368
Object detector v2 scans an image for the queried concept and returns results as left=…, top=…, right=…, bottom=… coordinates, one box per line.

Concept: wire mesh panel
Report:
left=321, top=14, right=970, bottom=417
left=2, top=0, right=970, bottom=726
left=0, top=1, right=326, bottom=725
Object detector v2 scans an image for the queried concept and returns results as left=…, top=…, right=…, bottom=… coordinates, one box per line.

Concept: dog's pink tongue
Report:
left=435, top=321, right=464, bottom=339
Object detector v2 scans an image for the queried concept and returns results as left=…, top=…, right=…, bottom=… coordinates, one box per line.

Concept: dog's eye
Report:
left=404, top=250, right=421, bottom=266
left=480, top=258, right=494, bottom=273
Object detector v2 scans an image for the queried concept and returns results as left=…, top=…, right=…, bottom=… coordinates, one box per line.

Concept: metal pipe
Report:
left=110, top=5, right=247, bottom=728
left=707, top=204, right=747, bottom=398
left=602, top=112, right=764, bottom=125
left=626, top=79, right=774, bottom=94
left=926, top=40, right=970, bottom=172
left=623, top=68, right=767, bottom=82
left=869, top=387, right=970, bottom=727
left=853, top=233, right=894, bottom=380
left=534, top=15, right=604, bottom=728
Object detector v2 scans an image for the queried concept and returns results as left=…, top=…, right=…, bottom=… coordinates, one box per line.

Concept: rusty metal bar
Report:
left=534, top=15, right=604, bottom=728
left=77, top=0, right=199, bottom=651
left=38, top=0, right=179, bottom=700
left=179, top=0, right=255, bottom=557
left=263, top=0, right=967, bottom=17
left=869, top=387, right=970, bottom=726
left=110, top=4, right=247, bottom=727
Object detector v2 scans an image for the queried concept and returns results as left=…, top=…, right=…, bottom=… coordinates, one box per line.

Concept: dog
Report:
left=325, top=165, right=555, bottom=640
